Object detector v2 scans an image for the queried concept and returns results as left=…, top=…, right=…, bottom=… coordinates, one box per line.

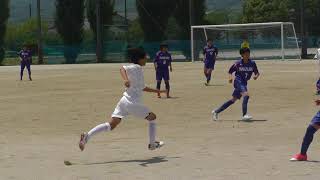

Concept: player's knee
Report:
left=146, top=112, right=156, bottom=121
left=110, top=118, right=121, bottom=130
left=311, top=124, right=320, bottom=130
left=231, top=97, right=237, bottom=103
left=242, top=92, right=249, bottom=97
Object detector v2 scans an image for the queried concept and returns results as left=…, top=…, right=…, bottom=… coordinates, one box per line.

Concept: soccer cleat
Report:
left=148, top=141, right=164, bottom=150
left=79, top=132, right=88, bottom=151
left=204, top=82, right=209, bottom=86
left=290, top=154, right=308, bottom=161
left=212, top=110, right=218, bottom=121
left=241, top=114, right=252, bottom=121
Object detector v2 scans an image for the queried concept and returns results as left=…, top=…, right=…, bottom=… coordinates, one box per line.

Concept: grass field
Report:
left=1, top=60, right=320, bottom=180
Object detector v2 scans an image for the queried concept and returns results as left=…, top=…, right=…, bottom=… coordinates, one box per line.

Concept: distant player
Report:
left=18, top=45, right=32, bottom=81
left=203, top=39, right=218, bottom=86
left=212, top=48, right=260, bottom=121
left=290, top=98, right=320, bottom=161
left=79, top=48, right=166, bottom=151
left=154, top=43, right=173, bottom=98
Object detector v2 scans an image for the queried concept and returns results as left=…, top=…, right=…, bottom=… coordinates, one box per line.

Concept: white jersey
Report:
left=122, top=64, right=145, bottom=102
left=316, top=48, right=320, bottom=61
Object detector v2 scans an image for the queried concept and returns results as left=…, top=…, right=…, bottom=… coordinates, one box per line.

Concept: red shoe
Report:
left=290, top=153, right=308, bottom=161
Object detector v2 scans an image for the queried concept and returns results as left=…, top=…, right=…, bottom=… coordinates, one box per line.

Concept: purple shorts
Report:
left=21, top=61, right=31, bottom=70
left=232, top=81, right=248, bottom=99
left=156, top=70, right=170, bottom=81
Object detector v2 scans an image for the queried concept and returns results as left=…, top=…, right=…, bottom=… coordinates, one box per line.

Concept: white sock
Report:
left=149, top=121, right=156, bottom=145
left=87, top=123, right=111, bottom=142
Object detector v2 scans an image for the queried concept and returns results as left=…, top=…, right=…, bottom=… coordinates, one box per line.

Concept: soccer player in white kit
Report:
left=79, top=48, right=166, bottom=151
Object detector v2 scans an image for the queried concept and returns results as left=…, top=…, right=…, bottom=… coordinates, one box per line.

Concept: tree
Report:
left=242, top=0, right=290, bottom=23
left=136, top=0, right=174, bottom=42
left=55, top=0, right=85, bottom=64
left=174, top=0, right=206, bottom=39
left=174, top=0, right=206, bottom=59
left=0, top=0, right=10, bottom=65
left=86, top=0, right=115, bottom=62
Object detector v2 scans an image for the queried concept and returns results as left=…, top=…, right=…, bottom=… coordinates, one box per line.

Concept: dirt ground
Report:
left=1, top=60, right=320, bottom=180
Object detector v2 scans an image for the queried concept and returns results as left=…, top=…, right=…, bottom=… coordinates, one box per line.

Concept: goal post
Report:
left=191, top=22, right=301, bottom=62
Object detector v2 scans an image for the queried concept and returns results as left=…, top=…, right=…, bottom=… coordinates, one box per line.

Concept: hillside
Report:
left=9, top=0, right=242, bottom=23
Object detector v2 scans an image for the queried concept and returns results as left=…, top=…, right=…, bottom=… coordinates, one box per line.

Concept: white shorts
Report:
left=112, top=96, right=150, bottom=119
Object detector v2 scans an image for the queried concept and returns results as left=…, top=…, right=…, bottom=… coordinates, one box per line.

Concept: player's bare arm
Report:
left=120, top=67, right=130, bottom=87
left=154, top=62, right=157, bottom=71
left=228, top=73, right=233, bottom=83
left=169, top=62, right=172, bottom=72
left=253, top=72, right=260, bottom=80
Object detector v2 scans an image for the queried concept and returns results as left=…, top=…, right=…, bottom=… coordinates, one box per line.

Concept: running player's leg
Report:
left=206, top=68, right=213, bottom=84
left=79, top=97, right=128, bottom=151
left=212, top=89, right=240, bottom=120
left=128, top=102, right=164, bottom=150
left=215, top=96, right=238, bottom=114
left=156, top=71, right=162, bottom=98
left=164, top=70, right=170, bottom=98
left=291, top=113, right=320, bottom=161
left=240, top=87, right=250, bottom=117
left=26, top=63, right=32, bottom=81
left=204, top=66, right=209, bottom=85
left=20, top=62, right=26, bottom=80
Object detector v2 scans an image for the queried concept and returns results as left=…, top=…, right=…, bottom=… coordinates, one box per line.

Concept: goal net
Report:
left=191, top=22, right=301, bottom=62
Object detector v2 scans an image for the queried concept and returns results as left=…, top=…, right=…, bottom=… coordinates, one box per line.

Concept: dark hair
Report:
left=160, top=43, right=168, bottom=49
left=127, top=48, right=146, bottom=64
left=239, top=47, right=250, bottom=55
left=207, top=38, right=213, bottom=42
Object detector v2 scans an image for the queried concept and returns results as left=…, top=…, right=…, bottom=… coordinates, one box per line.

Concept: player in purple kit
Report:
left=18, top=45, right=32, bottom=81
left=154, top=43, right=173, bottom=98
left=212, top=48, right=260, bottom=121
left=203, top=39, right=218, bottom=86
left=290, top=80, right=320, bottom=161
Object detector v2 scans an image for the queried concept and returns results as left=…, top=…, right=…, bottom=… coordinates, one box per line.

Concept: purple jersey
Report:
left=229, top=59, right=259, bottom=85
left=154, top=51, right=172, bottom=71
left=203, top=45, right=218, bottom=63
left=18, top=50, right=32, bottom=63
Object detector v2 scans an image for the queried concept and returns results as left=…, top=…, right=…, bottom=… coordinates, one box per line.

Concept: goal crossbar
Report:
left=191, top=22, right=301, bottom=62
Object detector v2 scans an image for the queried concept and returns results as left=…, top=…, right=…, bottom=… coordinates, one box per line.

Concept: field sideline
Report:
left=1, top=60, right=320, bottom=180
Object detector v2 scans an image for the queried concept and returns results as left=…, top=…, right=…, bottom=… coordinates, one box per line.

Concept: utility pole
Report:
left=125, top=0, right=128, bottom=26
left=37, top=0, right=43, bottom=64
left=189, top=0, right=194, bottom=27
left=96, top=0, right=103, bottom=62
left=29, top=2, right=32, bottom=19
left=300, top=0, right=307, bottom=58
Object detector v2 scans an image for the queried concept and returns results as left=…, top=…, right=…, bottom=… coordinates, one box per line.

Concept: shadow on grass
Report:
left=65, top=156, right=180, bottom=167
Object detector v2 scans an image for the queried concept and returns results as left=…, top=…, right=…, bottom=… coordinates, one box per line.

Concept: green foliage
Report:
left=55, top=0, right=85, bottom=64
left=288, top=0, right=320, bottom=36
left=127, top=19, right=144, bottom=41
left=5, top=19, right=48, bottom=50
left=242, top=0, right=290, bottom=23
left=205, top=10, right=242, bottom=25
left=86, top=0, right=115, bottom=37
left=136, top=0, right=174, bottom=41
left=0, top=0, right=10, bottom=64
